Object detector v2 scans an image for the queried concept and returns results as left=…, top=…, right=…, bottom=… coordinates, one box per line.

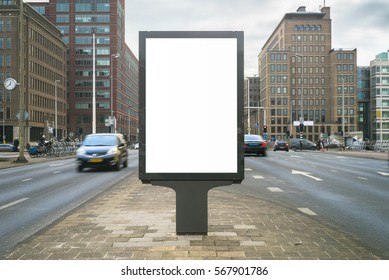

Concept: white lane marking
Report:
left=377, top=172, right=389, bottom=176
left=267, top=187, right=283, bottom=192
left=358, top=176, right=368, bottom=180
left=21, top=178, right=32, bottom=182
left=291, top=170, right=323, bottom=181
left=245, top=168, right=253, bottom=171
left=50, top=163, right=66, bottom=167
left=311, top=165, right=317, bottom=168
left=331, top=170, right=338, bottom=173
left=298, top=208, right=317, bottom=216
left=0, top=198, right=29, bottom=211
left=253, top=175, right=264, bottom=179
left=53, top=171, right=61, bottom=174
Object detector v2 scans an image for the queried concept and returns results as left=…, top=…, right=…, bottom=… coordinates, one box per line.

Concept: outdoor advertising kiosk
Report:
left=139, top=31, right=244, bottom=234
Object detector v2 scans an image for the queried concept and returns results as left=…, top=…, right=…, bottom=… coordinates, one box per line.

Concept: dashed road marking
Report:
left=50, top=163, right=66, bottom=167
left=245, top=168, right=253, bottom=171
left=253, top=175, right=264, bottom=179
left=331, top=170, right=338, bottom=173
left=267, top=187, right=283, bottom=192
left=298, top=208, right=317, bottom=216
left=21, top=178, right=32, bottom=182
left=377, top=172, right=389, bottom=176
left=0, top=198, right=29, bottom=211
left=358, top=176, right=368, bottom=180
left=53, top=171, right=61, bottom=174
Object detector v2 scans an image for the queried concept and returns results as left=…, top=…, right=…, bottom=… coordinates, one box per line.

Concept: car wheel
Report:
left=123, top=157, right=128, bottom=168
left=114, top=158, right=121, bottom=171
left=78, top=165, right=83, bottom=172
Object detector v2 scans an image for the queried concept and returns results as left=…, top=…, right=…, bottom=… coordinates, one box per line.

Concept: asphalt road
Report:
left=1, top=149, right=388, bottom=258
left=0, top=150, right=139, bottom=253
left=224, top=150, right=389, bottom=258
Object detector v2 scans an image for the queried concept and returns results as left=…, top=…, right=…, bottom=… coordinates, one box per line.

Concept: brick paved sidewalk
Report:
left=1, top=173, right=381, bottom=260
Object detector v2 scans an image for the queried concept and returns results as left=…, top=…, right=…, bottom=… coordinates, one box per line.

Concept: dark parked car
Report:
left=273, top=139, right=289, bottom=151
left=76, top=133, right=128, bottom=172
left=0, top=144, right=16, bottom=152
left=244, top=134, right=267, bottom=156
left=289, top=138, right=316, bottom=151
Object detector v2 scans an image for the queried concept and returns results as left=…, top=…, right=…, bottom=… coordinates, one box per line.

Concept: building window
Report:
left=56, top=15, right=69, bottom=23
left=337, top=97, right=342, bottom=105
left=56, top=0, right=70, bottom=12
left=75, top=3, right=93, bottom=12
left=5, top=54, right=10, bottom=67
left=97, top=0, right=110, bottom=12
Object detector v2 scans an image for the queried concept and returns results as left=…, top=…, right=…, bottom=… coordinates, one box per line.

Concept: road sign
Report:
left=16, top=110, right=28, bottom=120
left=263, top=133, right=267, bottom=139
left=293, top=121, right=313, bottom=126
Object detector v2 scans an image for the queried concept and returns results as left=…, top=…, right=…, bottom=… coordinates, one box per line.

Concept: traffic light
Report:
left=263, top=124, right=267, bottom=133
left=299, top=123, right=304, bottom=132
left=286, top=130, right=290, bottom=137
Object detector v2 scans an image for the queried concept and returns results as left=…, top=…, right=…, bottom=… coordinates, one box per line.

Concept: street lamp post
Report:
left=110, top=53, right=120, bottom=133
left=246, top=78, right=251, bottom=134
left=342, top=77, right=345, bottom=149
left=16, top=0, right=27, bottom=162
left=1, top=90, right=5, bottom=144
left=92, top=29, right=96, bottom=134
left=54, top=80, right=60, bottom=138
left=296, top=54, right=304, bottom=150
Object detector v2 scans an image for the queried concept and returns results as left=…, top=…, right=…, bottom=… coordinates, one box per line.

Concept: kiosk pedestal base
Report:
left=153, top=181, right=232, bottom=235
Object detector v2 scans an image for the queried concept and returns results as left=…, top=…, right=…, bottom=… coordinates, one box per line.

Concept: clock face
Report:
left=4, top=78, right=17, bottom=91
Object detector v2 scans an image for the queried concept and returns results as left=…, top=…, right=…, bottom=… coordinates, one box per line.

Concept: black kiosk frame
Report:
left=139, top=31, right=244, bottom=234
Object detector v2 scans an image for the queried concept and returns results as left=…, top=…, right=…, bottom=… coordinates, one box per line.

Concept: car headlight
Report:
left=107, top=146, right=118, bottom=155
left=76, top=147, right=86, bottom=156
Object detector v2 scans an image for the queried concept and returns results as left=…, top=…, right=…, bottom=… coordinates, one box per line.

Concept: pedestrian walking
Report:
left=13, top=137, right=19, bottom=152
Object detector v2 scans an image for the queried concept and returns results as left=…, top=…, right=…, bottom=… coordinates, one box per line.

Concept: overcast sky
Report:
left=28, top=0, right=389, bottom=75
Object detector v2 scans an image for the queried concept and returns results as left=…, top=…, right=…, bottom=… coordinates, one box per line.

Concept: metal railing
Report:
left=374, top=140, right=389, bottom=152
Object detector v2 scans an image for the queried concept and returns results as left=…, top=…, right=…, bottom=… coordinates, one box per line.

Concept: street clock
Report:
left=3, top=78, right=18, bottom=91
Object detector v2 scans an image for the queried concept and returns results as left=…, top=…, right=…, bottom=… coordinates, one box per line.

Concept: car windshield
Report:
left=245, top=135, right=263, bottom=141
left=82, top=135, right=117, bottom=146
